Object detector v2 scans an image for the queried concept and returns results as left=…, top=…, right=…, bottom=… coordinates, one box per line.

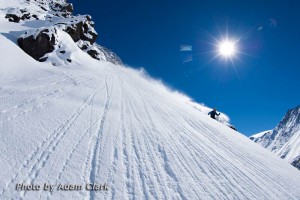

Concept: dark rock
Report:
left=21, top=13, right=31, bottom=20
left=5, top=9, right=39, bottom=23
left=40, top=6, right=47, bottom=11
left=32, top=14, right=38, bottom=19
left=66, top=59, right=72, bottom=63
left=61, top=13, right=68, bottom=18
left=61, top=3, right=73, bottom=14
left=50, top=2, right=73, bottom=17
left=51, top=3, right=62, bottom=11
left=39, top=57, right=48, bottom=62
left=64, top=21, right=97, bottom=44
left=60, top=50, right=66, bottom=54
left=86, top=15, right=92, bottom=21
left=81, top=45, right=88, bottom=50
left=5, top=14, right=20, bottom=23
left=228, top=125, right=237, bottom=131
left=87, top=49, right=99, bottom=60
left=64, top=22, right=82, bottom=42
left=291, top=156, right=300, bottom=170
left=18, top=28, right=57, bottom=61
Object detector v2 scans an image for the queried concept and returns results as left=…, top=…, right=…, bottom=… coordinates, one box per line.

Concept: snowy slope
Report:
left=1, top=1, right=300, bottom=200
left=250, top=106, right=300, bottom=170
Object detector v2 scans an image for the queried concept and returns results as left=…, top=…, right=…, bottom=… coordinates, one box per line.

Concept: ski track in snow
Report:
left=0, top=66, right=108, bottom=199
left=0, top=75, right=98, bottom=160
left=1, top=64, right=300, bottom=200
left=88, top=74, right=113, bottom=200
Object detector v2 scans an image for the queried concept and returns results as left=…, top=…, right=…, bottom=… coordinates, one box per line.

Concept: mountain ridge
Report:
left=250, top=105, right=300, bottom=170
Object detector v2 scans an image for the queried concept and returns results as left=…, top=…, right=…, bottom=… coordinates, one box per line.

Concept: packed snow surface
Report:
left=1, top=1, right=300, bottom=200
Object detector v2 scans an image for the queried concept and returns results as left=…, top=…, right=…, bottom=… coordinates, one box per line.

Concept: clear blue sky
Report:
left=70, top=0, right=300, bottom=136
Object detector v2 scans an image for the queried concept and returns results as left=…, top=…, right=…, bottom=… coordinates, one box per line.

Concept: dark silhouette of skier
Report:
left=208, top=108, right=220, bottom=120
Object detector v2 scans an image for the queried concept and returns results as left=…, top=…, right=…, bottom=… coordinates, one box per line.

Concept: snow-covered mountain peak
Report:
left=250, top=105, right=300, bottom=170
left=271, top=106, right=300, bottom=150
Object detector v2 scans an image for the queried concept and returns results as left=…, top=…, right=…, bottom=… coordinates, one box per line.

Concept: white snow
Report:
left=251, top=106, right=300, bottom=166
left=277, top=129, right=300, bottom=161
left=250, top=130, right=272, bottom=141
left=1, top=1, right=300, bottom=200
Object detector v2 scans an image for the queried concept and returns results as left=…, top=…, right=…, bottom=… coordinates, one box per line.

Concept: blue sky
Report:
left=70, top=0, right=300, bottom=136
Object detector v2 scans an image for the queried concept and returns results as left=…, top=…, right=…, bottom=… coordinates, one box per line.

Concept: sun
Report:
left=218, top=40, right=236, bottom=58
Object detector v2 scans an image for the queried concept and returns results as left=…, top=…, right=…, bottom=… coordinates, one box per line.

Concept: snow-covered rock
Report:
left=18, top=26, right=58, bottom=61
left=2, top=0, right=122, bottom=65
left=250, top=105, right=300, bottom=170
left=5, top=7, right=39, bottom=22
left=84, top=44, right=123, bottom=64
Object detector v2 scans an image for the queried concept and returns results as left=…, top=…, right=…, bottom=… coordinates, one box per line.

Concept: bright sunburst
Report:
left=218, top=40, right=236, bottom=58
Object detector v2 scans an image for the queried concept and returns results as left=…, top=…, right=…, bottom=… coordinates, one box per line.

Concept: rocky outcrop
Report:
left=50, top=2, right=73, bottom=18
left=51, top=2, right=73, bottom=13
left=16, top=16, right=99, bottom=62
left=291, top=156, right=300, bottom=170
left=17, top=28, right=57, bottom=61
left=5, top=0, right=122, bottom=65
left=64, top=16, right=97, bottom=44
left=5, top=1, right=74, bottom=22
left=94, top=46, right=122, bottom=65
left=5, top=8, right=38, bottom=23
left=84, top=44, right=122, bottom=65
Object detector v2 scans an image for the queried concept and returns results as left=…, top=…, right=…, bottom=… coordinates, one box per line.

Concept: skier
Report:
left=208, top=108, right=220, bottom=120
